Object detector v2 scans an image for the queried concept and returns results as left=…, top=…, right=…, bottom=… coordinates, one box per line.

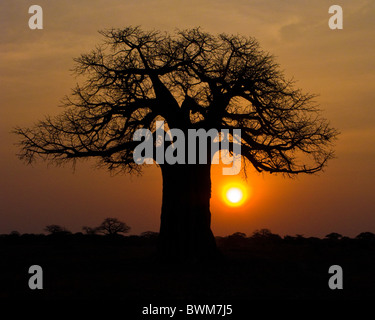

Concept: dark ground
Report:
left=1, top=233, right=374, bottom=302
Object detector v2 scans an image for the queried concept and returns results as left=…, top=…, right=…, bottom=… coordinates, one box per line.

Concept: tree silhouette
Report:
left=251, top=229, right=281, bottom=243
left=355, top=232, right=375, bottom=242
left=44, top=224, right=71, bottom=235
left=229, top=232, right=247, bottom=239
left=140, top=231, right=159, bottom=239
left=82, top=226, right=99, bottom=235
left=325, top=232, right=343, bottom=241
left=14, top=27, right=337, bottom=260
left=96, top=218, right=130, bottom=236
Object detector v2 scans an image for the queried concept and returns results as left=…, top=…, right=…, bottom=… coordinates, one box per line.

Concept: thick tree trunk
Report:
left=157, top=163, right=218, bottom=261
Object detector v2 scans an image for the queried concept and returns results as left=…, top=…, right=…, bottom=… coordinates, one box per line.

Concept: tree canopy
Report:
left=15, top=26, right=337, bottom=176
left=96, top=217, right=131, bottom=235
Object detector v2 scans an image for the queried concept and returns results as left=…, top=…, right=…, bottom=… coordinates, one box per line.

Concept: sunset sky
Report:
left=1, top=0, right=374, bottom=238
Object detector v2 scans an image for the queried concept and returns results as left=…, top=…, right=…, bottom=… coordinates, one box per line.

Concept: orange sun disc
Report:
left=222, top=183, right=248, bottom=207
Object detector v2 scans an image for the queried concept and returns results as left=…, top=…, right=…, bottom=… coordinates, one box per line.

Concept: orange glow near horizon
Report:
left=1, top=1, right=374, bottom=238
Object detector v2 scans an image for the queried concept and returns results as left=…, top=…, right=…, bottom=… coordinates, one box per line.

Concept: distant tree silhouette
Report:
left=283, top=235, right=295, bottom=242
left=251, top=229, right=282, bottom=243
left=44, top=224, right=71, bottom=235
left=228, top=232, right=247, bottom=239
left=82, top=226, right=99, bottom=235
left=14, top=27, right=337, bottom=260
left=341, top=236, right=352, bottom=242
left=140, top=231, right=159, bottom=239
left=96, top=218, right=130, bottom=236
left=224, top=232, right=248, bottom=247
left=325, top=232, right=343, bottom=241
left=355, top=232, right=375, bottom=242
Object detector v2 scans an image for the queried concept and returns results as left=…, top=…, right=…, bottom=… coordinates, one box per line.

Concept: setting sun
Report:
left=222, top=183, right=248, bottom=207
left=227, top=188, right=243, bottom=204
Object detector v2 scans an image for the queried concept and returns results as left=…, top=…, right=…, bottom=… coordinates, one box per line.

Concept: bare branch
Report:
left=14, top=27, right=338, bottom=176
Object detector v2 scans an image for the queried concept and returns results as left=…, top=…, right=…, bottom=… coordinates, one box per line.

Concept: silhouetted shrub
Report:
left=140, top=231, right=159, bottom=240
left=96, top=218, right=131, bottom=236
left=82, top=226, right=100, bottom=235
left=44, top=224, right=71, bottom=235
left=355, top=232, right=375, bottom=242
left=250, top=229, right=282, bottom=244
left=325, top=232, right=343, bottom=241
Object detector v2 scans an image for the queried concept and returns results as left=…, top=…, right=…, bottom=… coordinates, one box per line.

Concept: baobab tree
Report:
left=96, top=217, right=131, bottom=236
left=14, top=27, right=337, bottom=260
left=44, top=224, right=71, bottom=235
